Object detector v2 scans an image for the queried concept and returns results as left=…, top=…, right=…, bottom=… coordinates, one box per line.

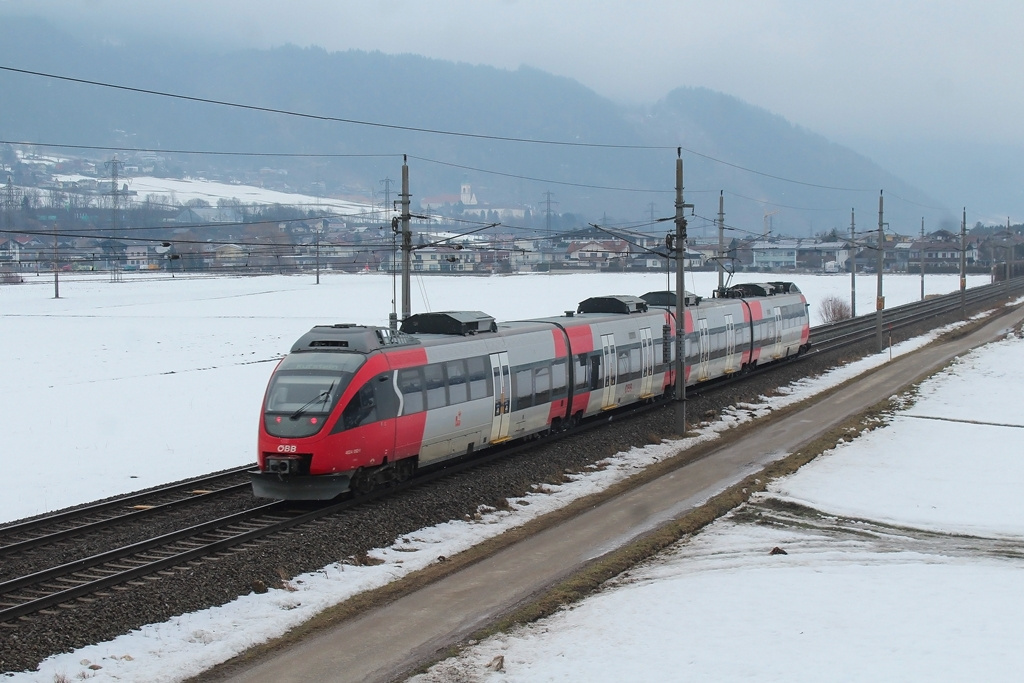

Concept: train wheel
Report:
left=351, top=468, right=374, bottom=495
left=394, top=459, right=415, bottom=483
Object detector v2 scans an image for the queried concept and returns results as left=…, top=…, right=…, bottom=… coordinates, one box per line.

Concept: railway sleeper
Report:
left=40, top=581, right=77, bottom=590
left=89, top=568, right=121, bottom=576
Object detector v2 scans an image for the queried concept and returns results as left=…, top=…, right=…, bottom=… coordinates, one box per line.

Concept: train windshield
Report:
left=263, top=352, right=365, bottom=438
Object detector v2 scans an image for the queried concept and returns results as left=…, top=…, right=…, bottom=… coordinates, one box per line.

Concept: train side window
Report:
left=534, top=365, right=551, bottom=404
left=424, top=363, right=447, bottom=409
left=514, top=368, right=533, bottom=410
left=551, top=359, right=568, bottom=398
left=397, top=368, right=425, bottom=414
left=341, top=383, right=377, bottom=430
left=589, top=354, right=602, bottom=391
left=575, top=353, right=589, bottom=389
left=467, top=356, right=490, bottom=400
left=374, top=373, right=400, bottom=420
left=446, top=359, right=468, bottom=404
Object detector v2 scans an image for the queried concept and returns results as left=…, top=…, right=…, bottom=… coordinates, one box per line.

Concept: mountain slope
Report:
left=0, top=16, right=949, bottom=235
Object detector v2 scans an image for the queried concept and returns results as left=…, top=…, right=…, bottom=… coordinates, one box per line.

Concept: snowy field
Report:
left=0, top=271, right=1010, bottom=681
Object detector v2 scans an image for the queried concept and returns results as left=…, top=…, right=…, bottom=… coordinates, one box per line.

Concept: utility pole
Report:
left=400, top=155, right=412, bottom=322
left=3, top=175, right=15, bottom=233
left=105, top=156, right=124, bottom=282
left=920, top=217, right=925, bottom=301
left=850, top=208, right=856, bottom=317
left=717, top=191, right=725, bottom=293
left=52, top=222, right=60, bottom=299
left=876, top=191, right=885, bottom=353
left=1008, top=216, right=1013, bottom=283
left=960, top=207, right=967, bottom=319
left=380, top=176, right=397, bottom=329
left=315, top=219, right=325, bottom=285
left=379, top=177, right=393, bottom=220
left=673, top=149, right=693, bottom=436
left=542, top=191, right=556, bottom=233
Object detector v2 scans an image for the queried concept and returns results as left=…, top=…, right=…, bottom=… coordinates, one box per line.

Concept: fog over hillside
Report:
left=0, top=15, right=1005, bottom=237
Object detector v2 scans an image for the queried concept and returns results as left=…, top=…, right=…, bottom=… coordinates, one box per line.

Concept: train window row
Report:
left=397, top=356, right=491, bottom=415
left=392, top=334, right=673, bottom=418
left=512, top=359, right=568, bottom=410
left=578, top=343, right=662, bottom=391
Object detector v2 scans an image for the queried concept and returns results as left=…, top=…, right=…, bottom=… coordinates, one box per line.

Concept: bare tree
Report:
left=818, top=295, right=853, bottom=323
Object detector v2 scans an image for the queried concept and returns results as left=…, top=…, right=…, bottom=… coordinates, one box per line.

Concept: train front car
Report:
left=250, top=324, right=423, bottom=501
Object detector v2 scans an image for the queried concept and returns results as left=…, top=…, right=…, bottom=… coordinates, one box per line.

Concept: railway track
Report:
left=2, top=278, right=1019, bottom=633
left=808, top=278, right=1024, bottom=353
left=0, top=466, right=254, bottom=563
left=0, top=392, right=661, bottom=629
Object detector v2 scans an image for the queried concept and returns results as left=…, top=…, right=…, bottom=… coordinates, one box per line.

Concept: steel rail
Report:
left=0, top=481, right=252, bottom=557
left=809, top=279, right=1024, bottom=353
left=0, top=466, right=253, bottom=547
left=0, top=501, right=319, bottom=623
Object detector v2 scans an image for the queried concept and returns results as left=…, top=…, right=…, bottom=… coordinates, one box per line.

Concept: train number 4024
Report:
left=276, top=444, right=298, bottom=453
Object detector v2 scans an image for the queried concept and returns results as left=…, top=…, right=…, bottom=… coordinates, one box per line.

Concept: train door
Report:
left=724, top=314, right=736, bottom=373
left=639, top=327, right=654, bottom=398
left=763, top=307, right=777, bottom=359
left=600, top=333, right=616, bottom=409
left=489, top=352, right=511, bottom=443
left=697, top=318, right=710, bottom=381
left=773, top=308, right=784, bottom=359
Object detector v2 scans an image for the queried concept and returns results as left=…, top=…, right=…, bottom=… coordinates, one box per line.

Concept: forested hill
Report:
left=0, top=16, right=945, bottom=235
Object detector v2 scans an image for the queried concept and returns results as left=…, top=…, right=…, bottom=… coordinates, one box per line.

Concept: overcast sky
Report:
left=3, top=0, right=1023, bottom=148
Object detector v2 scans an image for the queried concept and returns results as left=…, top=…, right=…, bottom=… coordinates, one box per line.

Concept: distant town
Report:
left=2, top=146, right=1022, bottom=281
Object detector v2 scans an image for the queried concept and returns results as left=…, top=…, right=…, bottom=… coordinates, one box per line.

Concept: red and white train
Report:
left=250, top=282, right=810, bottom=500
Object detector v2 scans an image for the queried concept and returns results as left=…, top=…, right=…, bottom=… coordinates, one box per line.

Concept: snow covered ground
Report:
left=0, top=271, right=1011, bottom=681
left=412, top=326, right=1024, bottom=683
left=51, top=174, right=382, bottom=220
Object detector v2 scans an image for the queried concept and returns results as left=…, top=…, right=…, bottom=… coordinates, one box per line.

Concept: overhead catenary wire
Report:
left=0, top=65, right=886, bottom=194
left=0, top=66, right=669, bottom=151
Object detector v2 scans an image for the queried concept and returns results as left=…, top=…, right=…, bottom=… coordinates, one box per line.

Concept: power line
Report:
left=410, top=155, right=673, bottom=194
left=1, top=66, right=896, bottom=192
left=0, top=139, right=400, bottom=159
left=0, top=66, right=670, bottom=151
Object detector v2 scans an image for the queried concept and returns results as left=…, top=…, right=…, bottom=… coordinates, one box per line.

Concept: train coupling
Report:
left=264, top=457, right=303, bottom=474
